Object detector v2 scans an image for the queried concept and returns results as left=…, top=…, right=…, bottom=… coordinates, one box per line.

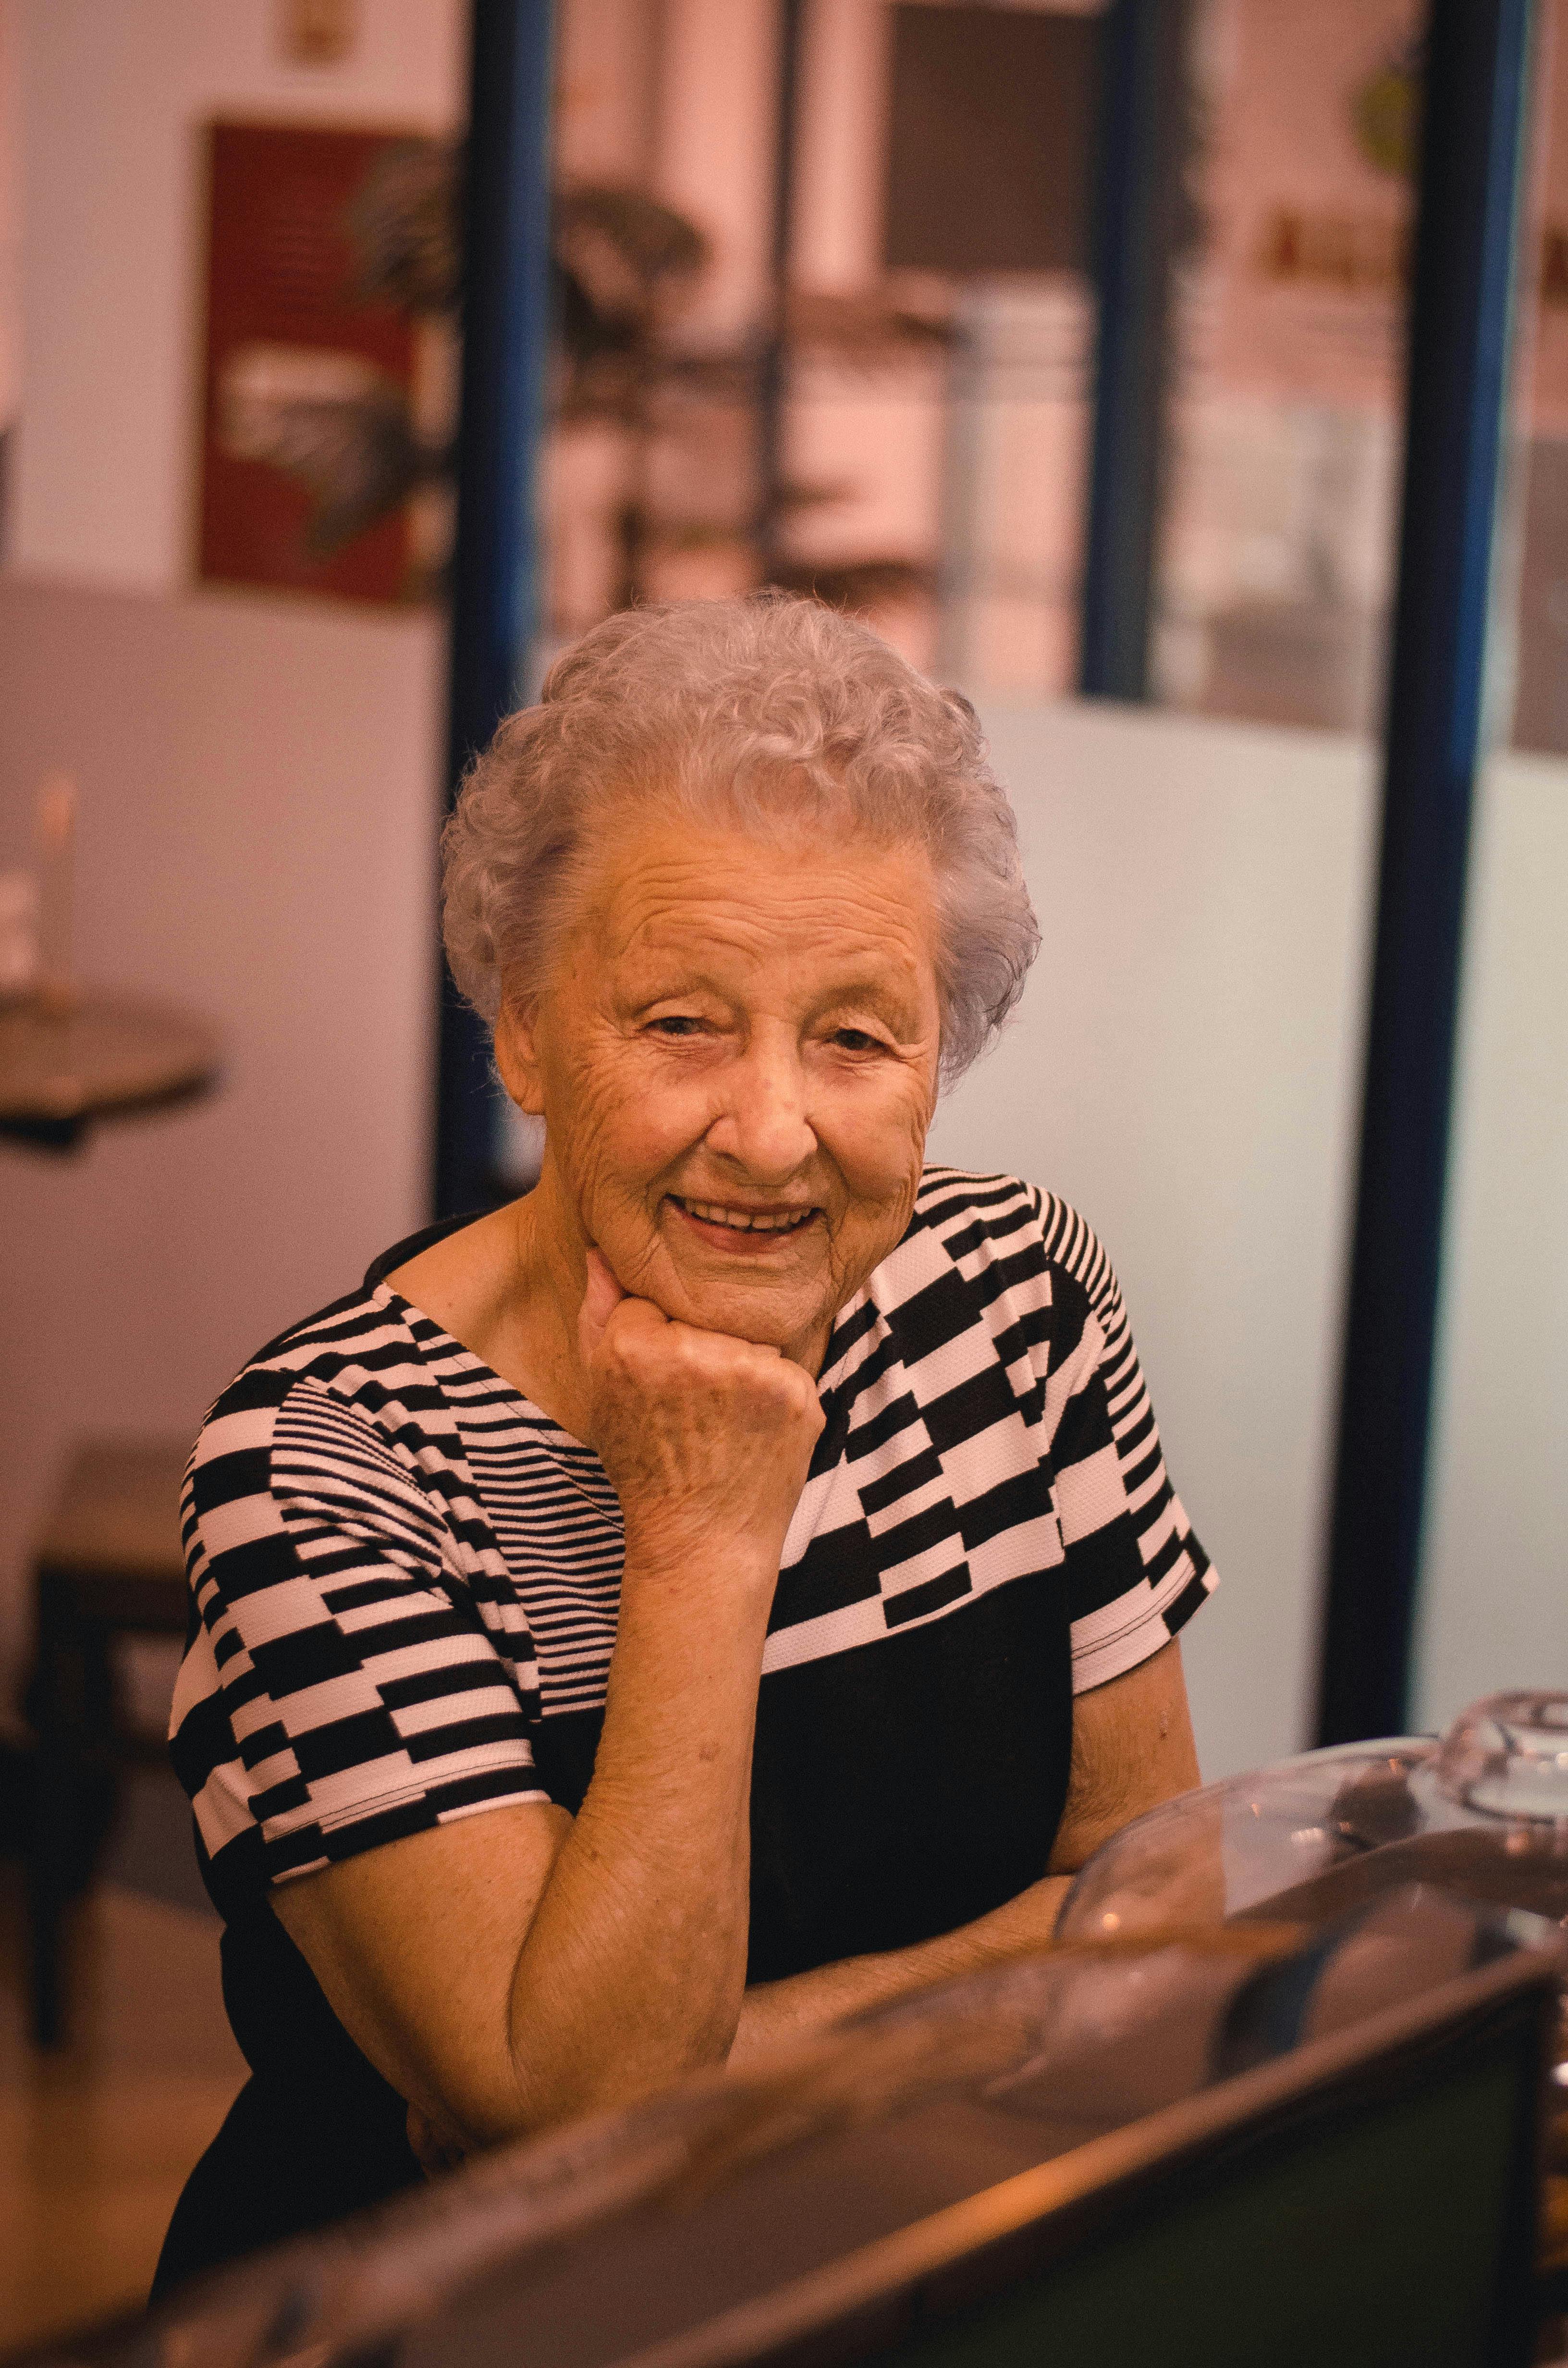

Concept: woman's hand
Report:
left=406, top=2103, right=468, bottom=2180
left=577, top=1248, right=824, bottom=1599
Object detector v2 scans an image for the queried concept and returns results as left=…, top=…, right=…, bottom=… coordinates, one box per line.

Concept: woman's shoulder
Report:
left=209, top=1206, right=495, bottom=1419
left=910, top=1166, right=1118, bottom=1301
left=193, top=1276, right=451, bottom=1475
left=183, top=1281, right=472, bottom=1606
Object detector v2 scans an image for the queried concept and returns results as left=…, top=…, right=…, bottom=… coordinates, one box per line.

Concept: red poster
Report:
left=198, top=119, right=451, bottom=604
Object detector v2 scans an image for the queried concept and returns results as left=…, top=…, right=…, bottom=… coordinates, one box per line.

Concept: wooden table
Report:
left=0, top=990, right=221, bottom=1148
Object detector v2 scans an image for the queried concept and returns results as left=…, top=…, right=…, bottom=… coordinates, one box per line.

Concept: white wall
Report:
left=1412, top=749, right=1568, bottom=1731
left=8, top=0, right=465, bottom=591
left=929, top=700, right=1378, bottom=1778
left=0, top=583, right=441, bottom=1721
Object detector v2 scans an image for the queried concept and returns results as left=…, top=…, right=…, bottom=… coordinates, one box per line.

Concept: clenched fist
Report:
left=577, top=1248, right=824, bottom=1606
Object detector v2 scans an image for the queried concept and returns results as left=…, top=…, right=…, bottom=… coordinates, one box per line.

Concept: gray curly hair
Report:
left=441, top=594, right=1039, bottom=1086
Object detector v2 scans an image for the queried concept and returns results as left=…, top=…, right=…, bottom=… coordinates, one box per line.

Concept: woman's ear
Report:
left=494, top=992, right=546, bottom=1117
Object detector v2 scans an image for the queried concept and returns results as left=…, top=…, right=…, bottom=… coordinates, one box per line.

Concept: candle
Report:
left=35, top=772, right=77, bottom=1017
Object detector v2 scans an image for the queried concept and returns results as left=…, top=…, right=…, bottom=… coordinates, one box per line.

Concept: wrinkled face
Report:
left=498, top=811, right=943, bottom=1368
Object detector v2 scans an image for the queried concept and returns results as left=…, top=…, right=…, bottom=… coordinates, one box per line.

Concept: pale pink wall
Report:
left=554, top=0, right=662, bottom=183
left=0, top=0, right=462, bottom=1722
left=0, top=584, right=441, bottom=1718
left=0, top=0, right=19, bottom=435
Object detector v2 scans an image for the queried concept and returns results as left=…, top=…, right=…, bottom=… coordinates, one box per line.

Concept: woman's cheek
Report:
left=551, top=1065, right=647, bottom=1227
left=594, top=1060, right=711, bottom=1203
left=850, top=1073, right=931, bottom=1197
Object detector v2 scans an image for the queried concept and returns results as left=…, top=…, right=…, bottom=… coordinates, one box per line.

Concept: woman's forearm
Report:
left=473, top=1252, right=826, bottom=2139
left=494, top=1546, right=772, bottom=2135
left=726, top=1873, right=1074, bottom=2071
left=273, top=1554, right=773, bottom=2161
left=726, top=1646, right=1206, bottom=2076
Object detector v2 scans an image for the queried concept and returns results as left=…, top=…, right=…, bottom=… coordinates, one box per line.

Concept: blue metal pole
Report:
left=1317, top=0, right=1537, bottom=1743
left=757, top=0, right=806, bottom=579
left=1078, top=0, right=1191, bottom=700
left=435, top=0, right=556, bottom=1219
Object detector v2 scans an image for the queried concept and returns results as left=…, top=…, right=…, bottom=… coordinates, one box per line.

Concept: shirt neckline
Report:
left=368, top=1280, right=622, bottom=1519
left=367, top=1271, right=882, bottom=1467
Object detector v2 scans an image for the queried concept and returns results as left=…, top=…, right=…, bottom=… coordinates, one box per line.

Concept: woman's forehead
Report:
left=581, top=816, right=939, bottom=969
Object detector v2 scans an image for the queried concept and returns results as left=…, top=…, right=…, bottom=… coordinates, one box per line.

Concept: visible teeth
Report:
left=679, top=1198, right=811, bottom=1233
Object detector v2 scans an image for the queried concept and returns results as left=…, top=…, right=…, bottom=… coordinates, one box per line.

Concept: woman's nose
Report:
left=705, top=1046, right=817, bottom=1180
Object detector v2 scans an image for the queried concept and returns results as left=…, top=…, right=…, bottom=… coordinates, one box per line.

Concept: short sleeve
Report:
left=170, top=1371, right=549, bottom=1904
left=1029, top=1195, right=1217, bottom=1693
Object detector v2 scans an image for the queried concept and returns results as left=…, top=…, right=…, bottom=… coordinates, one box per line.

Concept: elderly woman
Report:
left=156, top=595, right=1213, bottom=2290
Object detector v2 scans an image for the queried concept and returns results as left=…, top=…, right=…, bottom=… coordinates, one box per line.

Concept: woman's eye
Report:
left=832, top=1028, right=884, bottom=1055
left=649, top=1014, right=707, bottom=1037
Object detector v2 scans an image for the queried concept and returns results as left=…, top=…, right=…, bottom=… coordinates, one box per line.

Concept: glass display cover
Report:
left=1059, top=1690, right=1568, bottom=1940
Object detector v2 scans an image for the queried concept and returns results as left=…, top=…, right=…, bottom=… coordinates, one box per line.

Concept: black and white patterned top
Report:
left=171, top=1169, right=1214, bottom=1921
left=158, top=1170, right=1216, bottom=2282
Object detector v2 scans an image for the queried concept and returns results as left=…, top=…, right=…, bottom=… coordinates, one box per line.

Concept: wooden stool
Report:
left=25, top=1438, right=192, bottom=2046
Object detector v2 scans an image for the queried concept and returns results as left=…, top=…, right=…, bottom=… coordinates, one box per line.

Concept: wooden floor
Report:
left=0, top=1862, right=245, bottom=2353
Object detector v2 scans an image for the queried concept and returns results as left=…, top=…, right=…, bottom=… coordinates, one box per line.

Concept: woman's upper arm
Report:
left=183, top=1377, right=549, bottom=1886
left=1047, top=1638, right=1200, bottom=1875
left=272, top=1796, right=573, bottom=2146
left=182, top=1369, right=564, bottom=2140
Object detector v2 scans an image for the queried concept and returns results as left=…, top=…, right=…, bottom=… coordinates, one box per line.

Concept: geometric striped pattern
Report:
left=170, top=1169, right=1214, bottom=1903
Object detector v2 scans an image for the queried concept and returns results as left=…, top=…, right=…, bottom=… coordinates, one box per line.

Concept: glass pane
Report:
left=1152, top=0, right=1420, bottom=733
left=541, top=0, right=1102, bottom=693
left=539, top=1, right=1407, bottom=1780
left=1411, top=1, right=1568, bottom=1728
left=544, top=0, right=1429, bottom=721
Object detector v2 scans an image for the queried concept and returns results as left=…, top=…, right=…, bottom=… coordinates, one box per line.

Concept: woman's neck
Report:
left=387, top=1156, right=846, bottom=1427
left=384, top=1166, right=596, bottom=1441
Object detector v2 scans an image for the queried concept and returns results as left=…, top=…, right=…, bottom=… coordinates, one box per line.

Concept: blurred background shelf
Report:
left=0, top=993, right=220, bottom=1153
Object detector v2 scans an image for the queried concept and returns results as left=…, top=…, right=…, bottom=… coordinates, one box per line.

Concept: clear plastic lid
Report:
left=1058, top=1691, right=1568, bottom=1945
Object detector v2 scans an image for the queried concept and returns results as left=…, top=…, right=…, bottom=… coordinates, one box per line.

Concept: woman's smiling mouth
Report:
left=667, top=1195, right=820, bottom=1246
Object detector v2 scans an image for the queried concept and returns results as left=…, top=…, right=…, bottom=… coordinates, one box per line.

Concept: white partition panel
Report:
left=929, top=700, right=1378, bottom=1778
left=1412, top=751, right=1568, bottom=1731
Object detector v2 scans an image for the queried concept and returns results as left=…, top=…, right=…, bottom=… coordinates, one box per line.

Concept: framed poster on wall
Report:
left=197, top=118, right=457, bottom=604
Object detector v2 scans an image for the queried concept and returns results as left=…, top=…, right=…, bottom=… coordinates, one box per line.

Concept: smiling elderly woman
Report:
left=157, top=596, right=1215, bottom=2290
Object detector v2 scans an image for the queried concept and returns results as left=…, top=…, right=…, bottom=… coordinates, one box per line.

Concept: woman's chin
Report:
left=655, top=1256, right=830, bottom=1357
left=677, top=1273, right=822, bottom=1348
left=587, top=1203, right=848, bottom=1360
